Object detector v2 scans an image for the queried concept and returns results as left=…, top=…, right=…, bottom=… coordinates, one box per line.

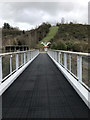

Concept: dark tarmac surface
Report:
left=2, top=53, right=89, bottom=118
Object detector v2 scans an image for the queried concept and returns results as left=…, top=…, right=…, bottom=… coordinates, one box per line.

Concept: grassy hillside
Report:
left=50, top=24, right=89, bottom=52
left=2, top=22, right=90, bottom=53
left=55, top=24, right=88, bottom=41
left=37, top=26, right=59, bottom=49
left=42, top=26, right=59, bottom=42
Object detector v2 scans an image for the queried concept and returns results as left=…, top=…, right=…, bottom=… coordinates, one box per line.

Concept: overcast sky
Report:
left=0, top=0, right=89, bottom=30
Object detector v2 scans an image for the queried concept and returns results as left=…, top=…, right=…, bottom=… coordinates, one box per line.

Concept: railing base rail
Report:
left=47, top=50, right=90, bottom=109
left=0, top=50, right=39, bottom=95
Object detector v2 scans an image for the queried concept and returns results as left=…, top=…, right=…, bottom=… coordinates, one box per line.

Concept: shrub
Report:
left=73, top=42, right=83, bottom=52
left=51, top=41, right=67, bottom=50
left=66, top=41, right=74, bottom=51
left=57, top=41, right=67, bottom=50
left=50, top=42, right=57, bottom=49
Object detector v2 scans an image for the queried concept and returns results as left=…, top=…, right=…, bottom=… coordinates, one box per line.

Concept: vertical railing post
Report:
left=21, top=53, right=23, bottom=65
left=32, top=51, right=33, bottom=59
left=54, top=52, right=55, bottom=60
left=56, top=52, right=58, bottom=61
left=51, top=51, right=52, bottom=57
left=28, top=51, right=30, bottom=61
left=10, top=55, right=12, bottom=74
left=29, top=51, right=30, bottom=60
left=69, top=54, right=71, bottom=72
left=77, top=55, right=82, bottom=82
left=64, top=53, right=67, bottom=69
left=61, top=53, right=62, bottom=65
left=33, top=51, right=34, bottom=58
left=59, top=52, right=61, bottom=64
left=53, top=51, right=54, bottom=58
left=58, top=51, right=60, bottom=63
left=55, top=52, right=56, bottom=60
left=16, top=53, right=19, bottom=71
left=56, top=52, right=57, bottom=61
left=0, top=56, right=2, bottom=84
left=79, top=56, right=82, bottom=82
left=24, top=53, right=26, bottom=64
left=26, top=52, right=28, bottom=63
left=27, top=52, right=29, bottom=62
left=30, top=51, right=31, bottom=60
left=77, top=55, right=79, bottom=80
left=34, top=51, right=35, bottom=57
left=31, top=52, right=32, bottom=59
left=53, top=51, right=54, bottom=59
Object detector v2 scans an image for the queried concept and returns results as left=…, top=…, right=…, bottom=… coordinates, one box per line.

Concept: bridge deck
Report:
left=2, top=53, right=89, bottom=118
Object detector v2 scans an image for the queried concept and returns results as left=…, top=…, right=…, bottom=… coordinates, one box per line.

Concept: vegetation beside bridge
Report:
left=2, top=22, right=89, bottom=52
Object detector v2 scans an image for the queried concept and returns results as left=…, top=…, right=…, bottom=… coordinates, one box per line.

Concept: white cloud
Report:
left=0, top=1, right=88, bottom=30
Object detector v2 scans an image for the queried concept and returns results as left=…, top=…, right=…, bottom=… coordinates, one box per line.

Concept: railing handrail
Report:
left=0, top=49, right=39, bottom=95
left=0, top=49, right=36, bottom=57
left=0, top=49, right=39, bottom=84
left=47, top=49, right=90, bottom=109
left=47, top=49, right=89, bottom=91
left=48, top=49, right=90, bottom=57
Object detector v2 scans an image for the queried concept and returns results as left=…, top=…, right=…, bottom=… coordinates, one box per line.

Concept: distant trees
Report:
left=3, top=23, right=11, bottom=29
left=50, top=41, right=67, bottom=50
left=2, top=21, right=89, bottom=52
left=61, top=17, right=65, bottom=24
left=50, top=39, right=89, bottom=52
left=3, top=23, right=19, bottom=31
left=2, top=22, right=22, bottom=38
left=50, top=40, right=88, bottom=52
left=56, top=17, right=65, bottom=26
left=56, top=18, right=78, bottom=26
left=37, top=22, right=51, bottom=41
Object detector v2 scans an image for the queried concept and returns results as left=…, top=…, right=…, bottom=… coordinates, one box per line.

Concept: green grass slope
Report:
left=50, top=24, right=89, bottom=52
left=42, top=26, right=59, bottom=42
left=37, top=26, right=59, bottom=49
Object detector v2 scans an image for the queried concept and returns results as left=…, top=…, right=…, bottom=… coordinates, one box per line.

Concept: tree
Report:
left=61, top=17, right=65, bottom=24
left=3, top=23, right=7, bottom=29
left=23, top=30, right=25, bottom=34
left=18, top=40, right=22, bottom=45
left=6, top=23, right=10, bottom=29
left=70, top=22, right=73, bottom=25
left=3, top=23, right=10, bottom=29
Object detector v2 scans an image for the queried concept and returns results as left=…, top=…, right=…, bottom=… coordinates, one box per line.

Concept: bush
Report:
left=73, top=42, right=83, bottom=52
left=57, top=41, right=67, bottom=50
left=50, top=42, right=57, bottom=49
left=66, top=41, right=74, bottom=50
left=50, top=41, right=67, bottom=50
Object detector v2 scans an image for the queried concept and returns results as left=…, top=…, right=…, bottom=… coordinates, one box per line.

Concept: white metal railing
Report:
left=47, top=49, right=90, bottom=91
left=0, top=49, right=39, bottom=84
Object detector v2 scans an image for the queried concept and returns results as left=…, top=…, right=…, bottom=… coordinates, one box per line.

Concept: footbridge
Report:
left=0, top=49, right=90, bottom=119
